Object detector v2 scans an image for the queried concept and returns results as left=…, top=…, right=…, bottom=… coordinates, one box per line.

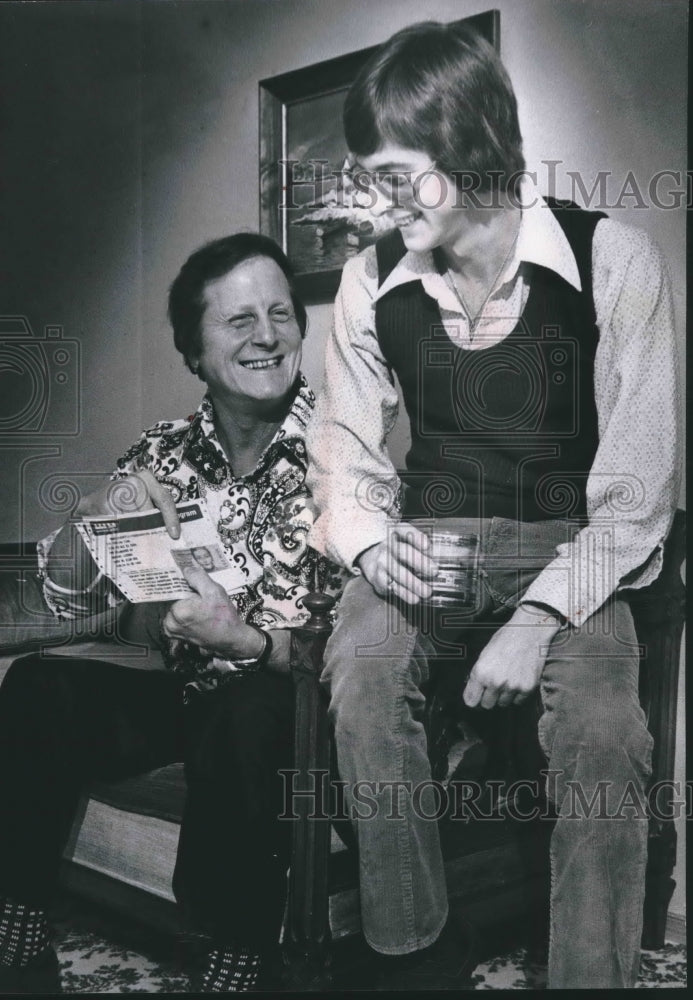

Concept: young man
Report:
left=306, top=20, right=680, bottom=989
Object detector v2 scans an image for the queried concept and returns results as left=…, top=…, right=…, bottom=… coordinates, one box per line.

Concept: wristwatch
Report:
left=213, top=626, right=273, bottom=672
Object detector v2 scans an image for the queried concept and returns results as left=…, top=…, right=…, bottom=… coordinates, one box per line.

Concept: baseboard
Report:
left=665, top=911, right=686, bottom=944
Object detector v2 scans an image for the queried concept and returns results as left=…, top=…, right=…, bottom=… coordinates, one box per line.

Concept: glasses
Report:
left=342, top=161, right=438, bottom=204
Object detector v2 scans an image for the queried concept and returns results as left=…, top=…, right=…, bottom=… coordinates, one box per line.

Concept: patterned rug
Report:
left=51, top=896, right=686, bottom=992
left=469, top=944, right=687, bottom=990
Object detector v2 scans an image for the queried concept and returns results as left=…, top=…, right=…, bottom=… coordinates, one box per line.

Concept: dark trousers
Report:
left=0, top=654, right=294, bottom=948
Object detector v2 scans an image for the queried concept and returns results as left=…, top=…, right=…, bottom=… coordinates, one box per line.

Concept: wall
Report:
left=136, top=0, right=687, bottom=440
left=1, top=0, right=686, bottom=535
left=0, top=1, right=145, bottom=540
left=0, top=0, right=686, bottom=922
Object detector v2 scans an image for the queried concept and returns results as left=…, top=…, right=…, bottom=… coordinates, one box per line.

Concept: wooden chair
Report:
left=283, top=511, right=686, bottom=987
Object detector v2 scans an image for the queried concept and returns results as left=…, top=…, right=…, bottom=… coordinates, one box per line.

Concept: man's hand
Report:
left=463, top=604, right=564, bottom=709
left=47, top=471, right=180, bottom=592
left=76, top=470, right=181, bottom=539
left=161, top=565, right=263, bottom=660
left=357, top=522, right=438, bottom=604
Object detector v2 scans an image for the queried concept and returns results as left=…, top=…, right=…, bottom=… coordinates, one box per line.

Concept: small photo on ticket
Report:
left=171, top=545, right=229, bottom=573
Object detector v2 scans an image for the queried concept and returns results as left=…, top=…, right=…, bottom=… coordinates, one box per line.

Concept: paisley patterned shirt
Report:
left=39, top=376, right=346, bottom=677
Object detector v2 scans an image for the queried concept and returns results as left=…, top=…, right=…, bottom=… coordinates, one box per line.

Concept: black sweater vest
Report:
left=374, top=200, right=605, bottom=522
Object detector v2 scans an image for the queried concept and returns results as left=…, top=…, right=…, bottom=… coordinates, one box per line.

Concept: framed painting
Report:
left=259, top=10, right=499, bottom=303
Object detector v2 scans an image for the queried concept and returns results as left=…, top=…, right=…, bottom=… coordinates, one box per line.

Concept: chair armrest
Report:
left=0, top=542, right=77, bottom=653
left=0, top=542, right=121, bottom=656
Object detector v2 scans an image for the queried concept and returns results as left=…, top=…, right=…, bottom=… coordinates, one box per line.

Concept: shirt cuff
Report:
left=517, top=599, right=569, bottom=631
left=309, top=511, right=390, bottom=573
left=520, top=524, right=670, bottom=627
left=520, top=545, right=615, bottom=628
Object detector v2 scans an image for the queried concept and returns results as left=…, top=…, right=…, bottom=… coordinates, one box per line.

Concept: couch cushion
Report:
left=89, top=765, right=186, bottom=824
left=64, top=797, right=180, bottom=903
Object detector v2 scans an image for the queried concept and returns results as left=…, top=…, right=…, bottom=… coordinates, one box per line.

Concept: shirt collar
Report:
left=374, top=179, right=582, bottom=304
left=515, top=181, right=582, bottom=290
left=187, top=374, right=314, bottom=474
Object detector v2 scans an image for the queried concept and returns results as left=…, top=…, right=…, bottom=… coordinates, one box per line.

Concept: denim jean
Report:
left=320, top=517, right=652, bottom=988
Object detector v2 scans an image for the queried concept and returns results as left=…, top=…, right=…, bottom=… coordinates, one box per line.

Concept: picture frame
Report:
left=259, top=10, right=500, bottom=303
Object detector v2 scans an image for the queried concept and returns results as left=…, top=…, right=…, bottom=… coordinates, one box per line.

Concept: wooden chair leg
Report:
left=643, top=821, right=677, bottom=949
left=631, top=510, right=686, bottom=950
left=283, top=593, right=335, bottom=990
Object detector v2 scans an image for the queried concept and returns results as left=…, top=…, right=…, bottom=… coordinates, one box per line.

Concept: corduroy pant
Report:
left=320, top=517, right=653, bottom=988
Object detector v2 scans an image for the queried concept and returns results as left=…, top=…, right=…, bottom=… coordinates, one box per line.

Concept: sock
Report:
left=202, top=945, right=261, bottom=992
left=0, top=896, right=51, bottom=968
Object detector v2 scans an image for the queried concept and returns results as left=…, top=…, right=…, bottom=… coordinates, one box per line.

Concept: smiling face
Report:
left=354, top=143, right=467, bottom=256
left=191, top=546, right=215, bottom=571
left=194, top=256, right=302, bottom=414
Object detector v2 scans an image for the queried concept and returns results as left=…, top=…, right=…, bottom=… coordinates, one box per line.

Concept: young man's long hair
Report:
left=344, top=20, right=525, bottom=199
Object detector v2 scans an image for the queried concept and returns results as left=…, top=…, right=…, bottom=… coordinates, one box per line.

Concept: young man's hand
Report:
left=357, top=522, right=438, bottom=604
left=463, top=603, right=564, bottom=709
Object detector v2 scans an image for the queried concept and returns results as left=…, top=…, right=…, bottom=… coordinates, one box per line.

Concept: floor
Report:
left=49, top=893, right=687, bottom=992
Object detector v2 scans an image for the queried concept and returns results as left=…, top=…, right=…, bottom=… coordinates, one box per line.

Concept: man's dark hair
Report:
left=168, top=232, right=307, bottom=373
left=343, top=20, right=525, bottom=198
